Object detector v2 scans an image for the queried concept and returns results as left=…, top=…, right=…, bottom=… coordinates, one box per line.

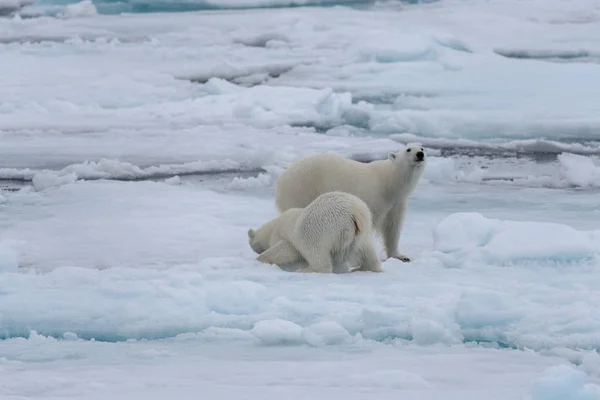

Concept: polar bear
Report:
left=275, top=146, right=427, bottom=262
left=248, top=191, right=382, bottom=274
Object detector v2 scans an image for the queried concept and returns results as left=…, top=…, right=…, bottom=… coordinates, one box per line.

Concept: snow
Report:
left=2, top=0, right=600, bottom=398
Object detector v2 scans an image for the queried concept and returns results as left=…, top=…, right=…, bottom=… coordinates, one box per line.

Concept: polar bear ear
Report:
left=248, top=229, right=256, bottom=239
left=388, top=152, right=397, bottom=161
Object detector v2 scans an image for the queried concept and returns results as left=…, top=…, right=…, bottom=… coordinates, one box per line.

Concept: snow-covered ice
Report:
left=531, top=365, right=600, bottom=400
left=433, top=212, right=600, bottom=265
left=57, top=0, right=97, bottom=19
left=2, top=0, right=600, bottom=398
left=4, top=334, right=597, bottom=400
left=2, top=176, right=600, bottom=398
left=559, top=152, right=600, bottom=188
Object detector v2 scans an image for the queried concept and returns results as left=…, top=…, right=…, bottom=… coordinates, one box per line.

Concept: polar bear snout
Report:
left=403, top=146, right=426, bottom=164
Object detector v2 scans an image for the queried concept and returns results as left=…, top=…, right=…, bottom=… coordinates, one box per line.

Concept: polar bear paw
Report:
left=391, top=253, right=411, bottom=263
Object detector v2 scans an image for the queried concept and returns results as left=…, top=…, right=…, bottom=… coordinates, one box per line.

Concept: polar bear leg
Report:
left=356, top=239, right=383, bottom=273
left=381, top=202, right=411, bottom=262
left=256, top=240, right=304, bottom=266
left=300, top=252, right=334, bottom=274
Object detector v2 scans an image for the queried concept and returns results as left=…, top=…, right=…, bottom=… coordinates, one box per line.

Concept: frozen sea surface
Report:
left=2, top=0, right=600, bottom=398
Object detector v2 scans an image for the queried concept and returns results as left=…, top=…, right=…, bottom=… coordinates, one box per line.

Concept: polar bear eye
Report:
left=406, top=149, right=411, bottom=152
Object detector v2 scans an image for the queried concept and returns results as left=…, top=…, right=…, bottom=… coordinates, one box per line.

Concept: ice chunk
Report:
left=558, top=153, right=600, bottom=188
left=201, top=77, right=244, bottom=95
left=228, top=172, right=273, bottom=190
left=530, top=364, right=600, bottom=400
left=464, top=166, right=487, bottom=183
left=433, top=213, right=498, bottom=254
left=422, top=157, right=460, bottom=184
left=254, top=320, right=353, bottom=347
left=164, top=176, right=181, bottom=185
left=433, top=212, right=600, bottom=265
left=227, top=166, right=284, bottom=191
left=58, top=0, right=97, bottom=19
left=62, top=331, right=79, bottom=341
left=32, top=172, right=77, bottom=191
left=302, top=321, right=352, bottom=347
left=357, top=34, right=438, bottom=64
left=251, top=319, right=304, bottom=346
left=411, top=318, right=462, bottom=346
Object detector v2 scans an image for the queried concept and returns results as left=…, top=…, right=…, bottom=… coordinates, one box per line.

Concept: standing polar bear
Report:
left=248, top=191, right=382, bottom=274
left=275, top=146, right=427, bottom=262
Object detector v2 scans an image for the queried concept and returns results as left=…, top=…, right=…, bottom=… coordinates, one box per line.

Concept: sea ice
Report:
left=0, top=180, right=598, bottom=356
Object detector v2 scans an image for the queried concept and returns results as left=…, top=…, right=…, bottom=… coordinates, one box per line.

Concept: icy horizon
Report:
left=10, top=0, right=375, bottom=17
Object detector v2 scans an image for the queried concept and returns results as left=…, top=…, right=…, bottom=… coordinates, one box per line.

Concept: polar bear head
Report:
left=248, top=219, right=278, bottom=254
left=388, top=145, right=427, bottom=169
left=387, top=146, right=427, bottom=196
left=248, top=228, right=266, bottom=254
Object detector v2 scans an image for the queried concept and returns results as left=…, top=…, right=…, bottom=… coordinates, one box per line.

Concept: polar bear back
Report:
left=276, top=153, right=392, bottom=224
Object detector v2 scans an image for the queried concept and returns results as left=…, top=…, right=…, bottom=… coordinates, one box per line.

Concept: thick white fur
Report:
left=275, top=146, right=427, bottom=262
left=248, top=191, right=381, bottom=274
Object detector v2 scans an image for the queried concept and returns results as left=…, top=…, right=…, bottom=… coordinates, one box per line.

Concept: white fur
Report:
left=248, top=191, right=381, bottom=274
left=275, top=146, right=427, bottom=262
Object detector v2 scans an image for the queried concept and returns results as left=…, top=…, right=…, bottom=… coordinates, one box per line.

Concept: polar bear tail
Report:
left=349, top=197, right=373, bottom=238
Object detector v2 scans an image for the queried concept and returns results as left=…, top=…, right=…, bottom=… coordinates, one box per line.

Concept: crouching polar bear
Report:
left=248, top=191, right=382, bottom=274
left=275, top=146, right=427, bottom=262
